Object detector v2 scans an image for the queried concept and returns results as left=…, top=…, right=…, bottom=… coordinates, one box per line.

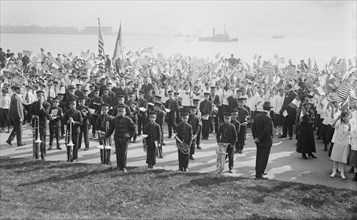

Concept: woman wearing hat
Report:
left=296, top=98, right=317, bottom=160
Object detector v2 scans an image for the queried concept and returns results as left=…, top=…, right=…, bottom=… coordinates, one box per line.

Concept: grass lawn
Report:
left=0, top=157, right=356, bottom=219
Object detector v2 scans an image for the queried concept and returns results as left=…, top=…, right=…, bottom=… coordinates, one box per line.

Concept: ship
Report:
left=80, top=26, right=114, bottom=35
left=272, top=34, right=284, bottom=39
left=198, top=25, right=238, bottom=42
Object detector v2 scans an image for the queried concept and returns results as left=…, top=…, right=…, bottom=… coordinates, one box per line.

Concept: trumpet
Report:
left=32, top=115, right=42, bottom=158
left=97, top=121, right=111, bottom=164
left=66, top=119, right=74, bottom=162
left=81, top=108, right=88, bottom=116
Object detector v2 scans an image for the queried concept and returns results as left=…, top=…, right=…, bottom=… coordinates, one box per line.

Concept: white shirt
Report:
left=22, top=90, right=35, bottom=105
left=0, top=94, right=11, bottom=109
left=181, top=91, right=191, bottom=106
left=221, top=89, right=232, bottom=105
left=274, top=94, right=284, bottom=113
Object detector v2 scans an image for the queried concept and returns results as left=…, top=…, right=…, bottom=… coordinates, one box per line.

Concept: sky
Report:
left=1, top=0, right=356, bottom=38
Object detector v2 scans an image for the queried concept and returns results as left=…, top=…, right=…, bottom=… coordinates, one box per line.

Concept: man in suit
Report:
left=30, top=90, right=51, bottom=160
left=279, top=83, right=297, bottom=140
left=165, top=90, right=179, bottom=138
left=188, top=106, right=200, bottom=160
left=199, top=92, right=213, bottom=140
left=252, top=101, right=274, bottom=179
left=6, top=85, right=25, bottom=146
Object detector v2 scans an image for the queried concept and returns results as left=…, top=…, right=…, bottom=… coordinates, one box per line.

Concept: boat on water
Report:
left=271, top=34, right=284, bottom=39
left=199, top=25, right=238, bottom=42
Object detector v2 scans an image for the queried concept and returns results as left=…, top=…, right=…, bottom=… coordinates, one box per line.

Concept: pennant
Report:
left=22, top=50, right=32, bottom=57
left=112, top=23, right=123, bottom=67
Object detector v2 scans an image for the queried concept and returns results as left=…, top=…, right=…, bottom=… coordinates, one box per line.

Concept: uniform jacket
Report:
left=216, top=122, right=237, bottom=145
left=176, top=121, right=193, bottom=146
left=143, top=122, right=162, bottom=143
left=199, top=99, right=213, bottom=115
left=63, top=108, right=83, bottom=133
left=49, top=106, right=63, bottom=127
left=105, top=115, right=136, bottom=143
left=76, top=105, right=92, bottom=125
left=30, top=100, right=51, bottom=128
left=95, top=114, right=113, bottom=132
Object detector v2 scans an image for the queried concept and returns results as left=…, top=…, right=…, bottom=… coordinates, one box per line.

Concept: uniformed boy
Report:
left=143, top=112, right=162, bottom=168
left=96, top=103, right=113, bottom=164
left=48, top=97, right=63, bottom=150
left=175, top=112, right=193, bottom=172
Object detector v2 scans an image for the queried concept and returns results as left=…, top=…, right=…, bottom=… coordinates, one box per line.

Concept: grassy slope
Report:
left=0, top=157, right=356, bottom=220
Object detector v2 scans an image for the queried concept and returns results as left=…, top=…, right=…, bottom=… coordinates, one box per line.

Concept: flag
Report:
left=141, top=47, right=153, bottom=54
left=97, top=18, right=105, bottom=55
left=22, top=50, right=32, bottom=57
left=112, top=23, right=123, bottom=67
left=12, top=75, right=25, bottom=85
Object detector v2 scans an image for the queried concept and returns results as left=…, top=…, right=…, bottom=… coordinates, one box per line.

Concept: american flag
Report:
left=97, top=18, right=105, bottom=55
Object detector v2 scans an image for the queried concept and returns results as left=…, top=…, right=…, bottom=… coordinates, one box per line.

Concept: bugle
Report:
left=66, top=120, right=74, bottom=162
left=216, top=143, right=230, bottom=174
left=32, top=115, right=42, bottom=158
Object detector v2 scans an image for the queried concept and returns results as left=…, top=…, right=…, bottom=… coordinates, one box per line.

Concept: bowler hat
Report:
left=262, top=101, right=273, bottom=109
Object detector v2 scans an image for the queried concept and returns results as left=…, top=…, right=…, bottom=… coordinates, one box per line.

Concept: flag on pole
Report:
left=141, top=47, right=154, bottom=54
left=112, top=23, right=123, bottom=68
left=97, top=18, right=105, bottom=55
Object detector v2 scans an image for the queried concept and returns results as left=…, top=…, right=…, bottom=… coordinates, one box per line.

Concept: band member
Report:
left=252, top=102, right=274, bottom=179
left=96, top=103, right=113, bottom=164
left=57, top=93, right=66, bottom=138
left=81, top=88, right=91, bottom=106
left=137, top=90, right=148, bottom=136
left=101, top=88, right=113, bottom=107
left=165, top=90, right=179, bottom=138
left=112, top=95, right=131, bottom=117
left=77, top=97, right=91, bottom=150
left=30, top=90, right=51, bottom=160
left=176, top=112, right=192, bottom=172
left=22, top=85, right=35, bottom=124
left=63, top=99, right=83, bottom=162
left=216, top=112, right=237, bottom=173
left=89, top=89, right=103, bottom=139
left=192, top=99, right=202, bottom=149
left=230, top=109, right=241, bottom=154
left=64, top=85, right=79, bottom=109
left=188, top=106, right=200, bottom=160
left=210, top=86, right=221, bottom=133
left=153, top=101, right=165, bottom=157
left=236, top=97, right=250, bottom=153
left=126, top=92, right=138, bottom=142
left=75, top=83, right=84, bottom=97
left=48, top=97, right=63, bottom=150
left=174, top=91, right=182, bottom=125
left=104, top=104, right=136, bottom=172
left=199, top=92, right=213, bottom=140
left=6, top=85, right=25, bottom=146
left=143, top=112, right=162, bottom=168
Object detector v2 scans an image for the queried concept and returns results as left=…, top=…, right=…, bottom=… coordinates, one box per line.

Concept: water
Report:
left=1, top=33, right=356, bottom=66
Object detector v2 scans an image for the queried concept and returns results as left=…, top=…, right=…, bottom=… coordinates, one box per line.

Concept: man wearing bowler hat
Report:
left=252, top=101, right=274, bottom=179
left=6, top=85, right=25, bottom=146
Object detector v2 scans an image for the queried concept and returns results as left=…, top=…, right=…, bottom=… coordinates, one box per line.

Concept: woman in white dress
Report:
left=330, top=111, right=351, bottom=179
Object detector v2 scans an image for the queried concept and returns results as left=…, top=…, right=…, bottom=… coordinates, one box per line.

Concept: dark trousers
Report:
left=190, top=141, right=196, bottom=156
left=23, top=104, right=32, bottom=124
left=49, top=125, right=60, bottom=148
left=33, top=127, right=46, bottom=159
left=178, top=150, right=189, bottom=170
left=79, top=124, right=89, bottom=149
left=324, top=125, right=335, bottom=148
left=202, top=119, right=210, bottom=139
left=237, top=125, right=247, bottom=151
left=100, top=149, right=111, bottom=164
left=146, top=140, right=156, bottom=166
left=196, top=125, right=201, bottom=147
left=282, top=114, right=295, bottom=138
left=91, top=115, right=98, bottom=135
left=0, top=108, right=10, bottom=130
left=167, top=117, right=176, bottom=137
left=8, top=119, right=23, bottom=145
left=137, top=113, right=146, bottom=135
left=255, top=144, right=272, bottom=176
left=66, top=132, right=79, bottom=161
left=227, top=145, right=234, bottom=170
left=115, top=140, right=129, bottom=169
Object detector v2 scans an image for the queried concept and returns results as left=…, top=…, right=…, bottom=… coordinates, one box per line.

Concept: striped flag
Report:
left=112, top=23, right=123, bottom=68
left=97, top=18, right=105, bottom=55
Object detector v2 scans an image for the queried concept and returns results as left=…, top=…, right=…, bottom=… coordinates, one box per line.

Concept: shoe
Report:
left=162, top=142, right=166, bottom=146
left=256, top=175, right=268, bottom=179
left=122, top=168, right=128, bottom=173
left=72, top=160, right=77, bottom=163
left=228, top=169, right=233, bottom=173
left=237, top=150, right=242, bottom=154
left=159, top=155, right=163, bottom=158
left=168, top=135, right=172, bottom=139
left=331, top=170, right=337, bottom=178
left=84, top=148, right=89, bottom=151
left=302, top=154, right=308, bottom=160
left=289, top=137, right=293, bottom=140
left=197, top=146, right=202, bottom=149
left=278, top=136, right=287, bottom=139
left=340, top=172, right=346, bottom=180
left=353, top=174, right=357, bottom=181
left=17, top=143, right=26, bottom=146
left=308, top=154, right=317, bottom=159
left=263, top=172, right=268, bottom=175
left=349, top=167, right=354, bottom=173
left=57, top=147, right=62, bottom=150
left=47, top=147, right=53, bottom=150
left=6, top=140, right=12, bottom=146
left=183, top=168, right=187, bottom=172
left=90, top=135, right=96, bottom=139
left=190, top=155, right=194, bottom=160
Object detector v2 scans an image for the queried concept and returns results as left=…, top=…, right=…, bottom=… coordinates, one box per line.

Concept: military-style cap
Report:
left=116, top=104, right=126, bottom=110
left=193, top=99, right=200, bottom=103
left=204, top=92, right=210, bottom=96
left=155, top=95, right=162, bottom=99
left=154, top=101, right=162, bottom=106
left=78, top=96, right=86, bottom=101
left=149, top=111, right=157, bottom=116
left=174, top=92, right=179, bottom=95
left=36, top=90, right=45, bottom=94
left=223, top=112, right=232, bottom=117
left=52, top=97, right=59, bottom=102
left=117, top=95, right=125, bottom=99
left=210, top=86, right=216, bottom=90
left=167, top=90, right=173, bottom=94
left=68, top=85, right=75, bottom=90
left=237, top=97, right=247, bottom=101
left=180, top=112, right=189, bottom=116
left=189, top=106, right=197, bottom=109
left=101, top=103, right=110, bottom=108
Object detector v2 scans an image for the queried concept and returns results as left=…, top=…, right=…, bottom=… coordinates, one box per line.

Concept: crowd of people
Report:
left=0, top=47, right=356, bottom=181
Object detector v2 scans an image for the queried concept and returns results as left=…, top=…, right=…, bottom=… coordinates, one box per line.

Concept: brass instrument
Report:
left=32, top=115, right=42, bottom=158
left=81, top=108, right=88, bottom=116
left=66, top=119, right=74, bottom=162
left=142, top=134, right=148, bottom=152
left=216, top=143, right=230, bottom=174
left=173, top=134, right=189, bottom=155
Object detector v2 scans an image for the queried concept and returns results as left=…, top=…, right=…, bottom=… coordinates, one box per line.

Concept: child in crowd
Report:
left=330, top=111, right=351, bottom=180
